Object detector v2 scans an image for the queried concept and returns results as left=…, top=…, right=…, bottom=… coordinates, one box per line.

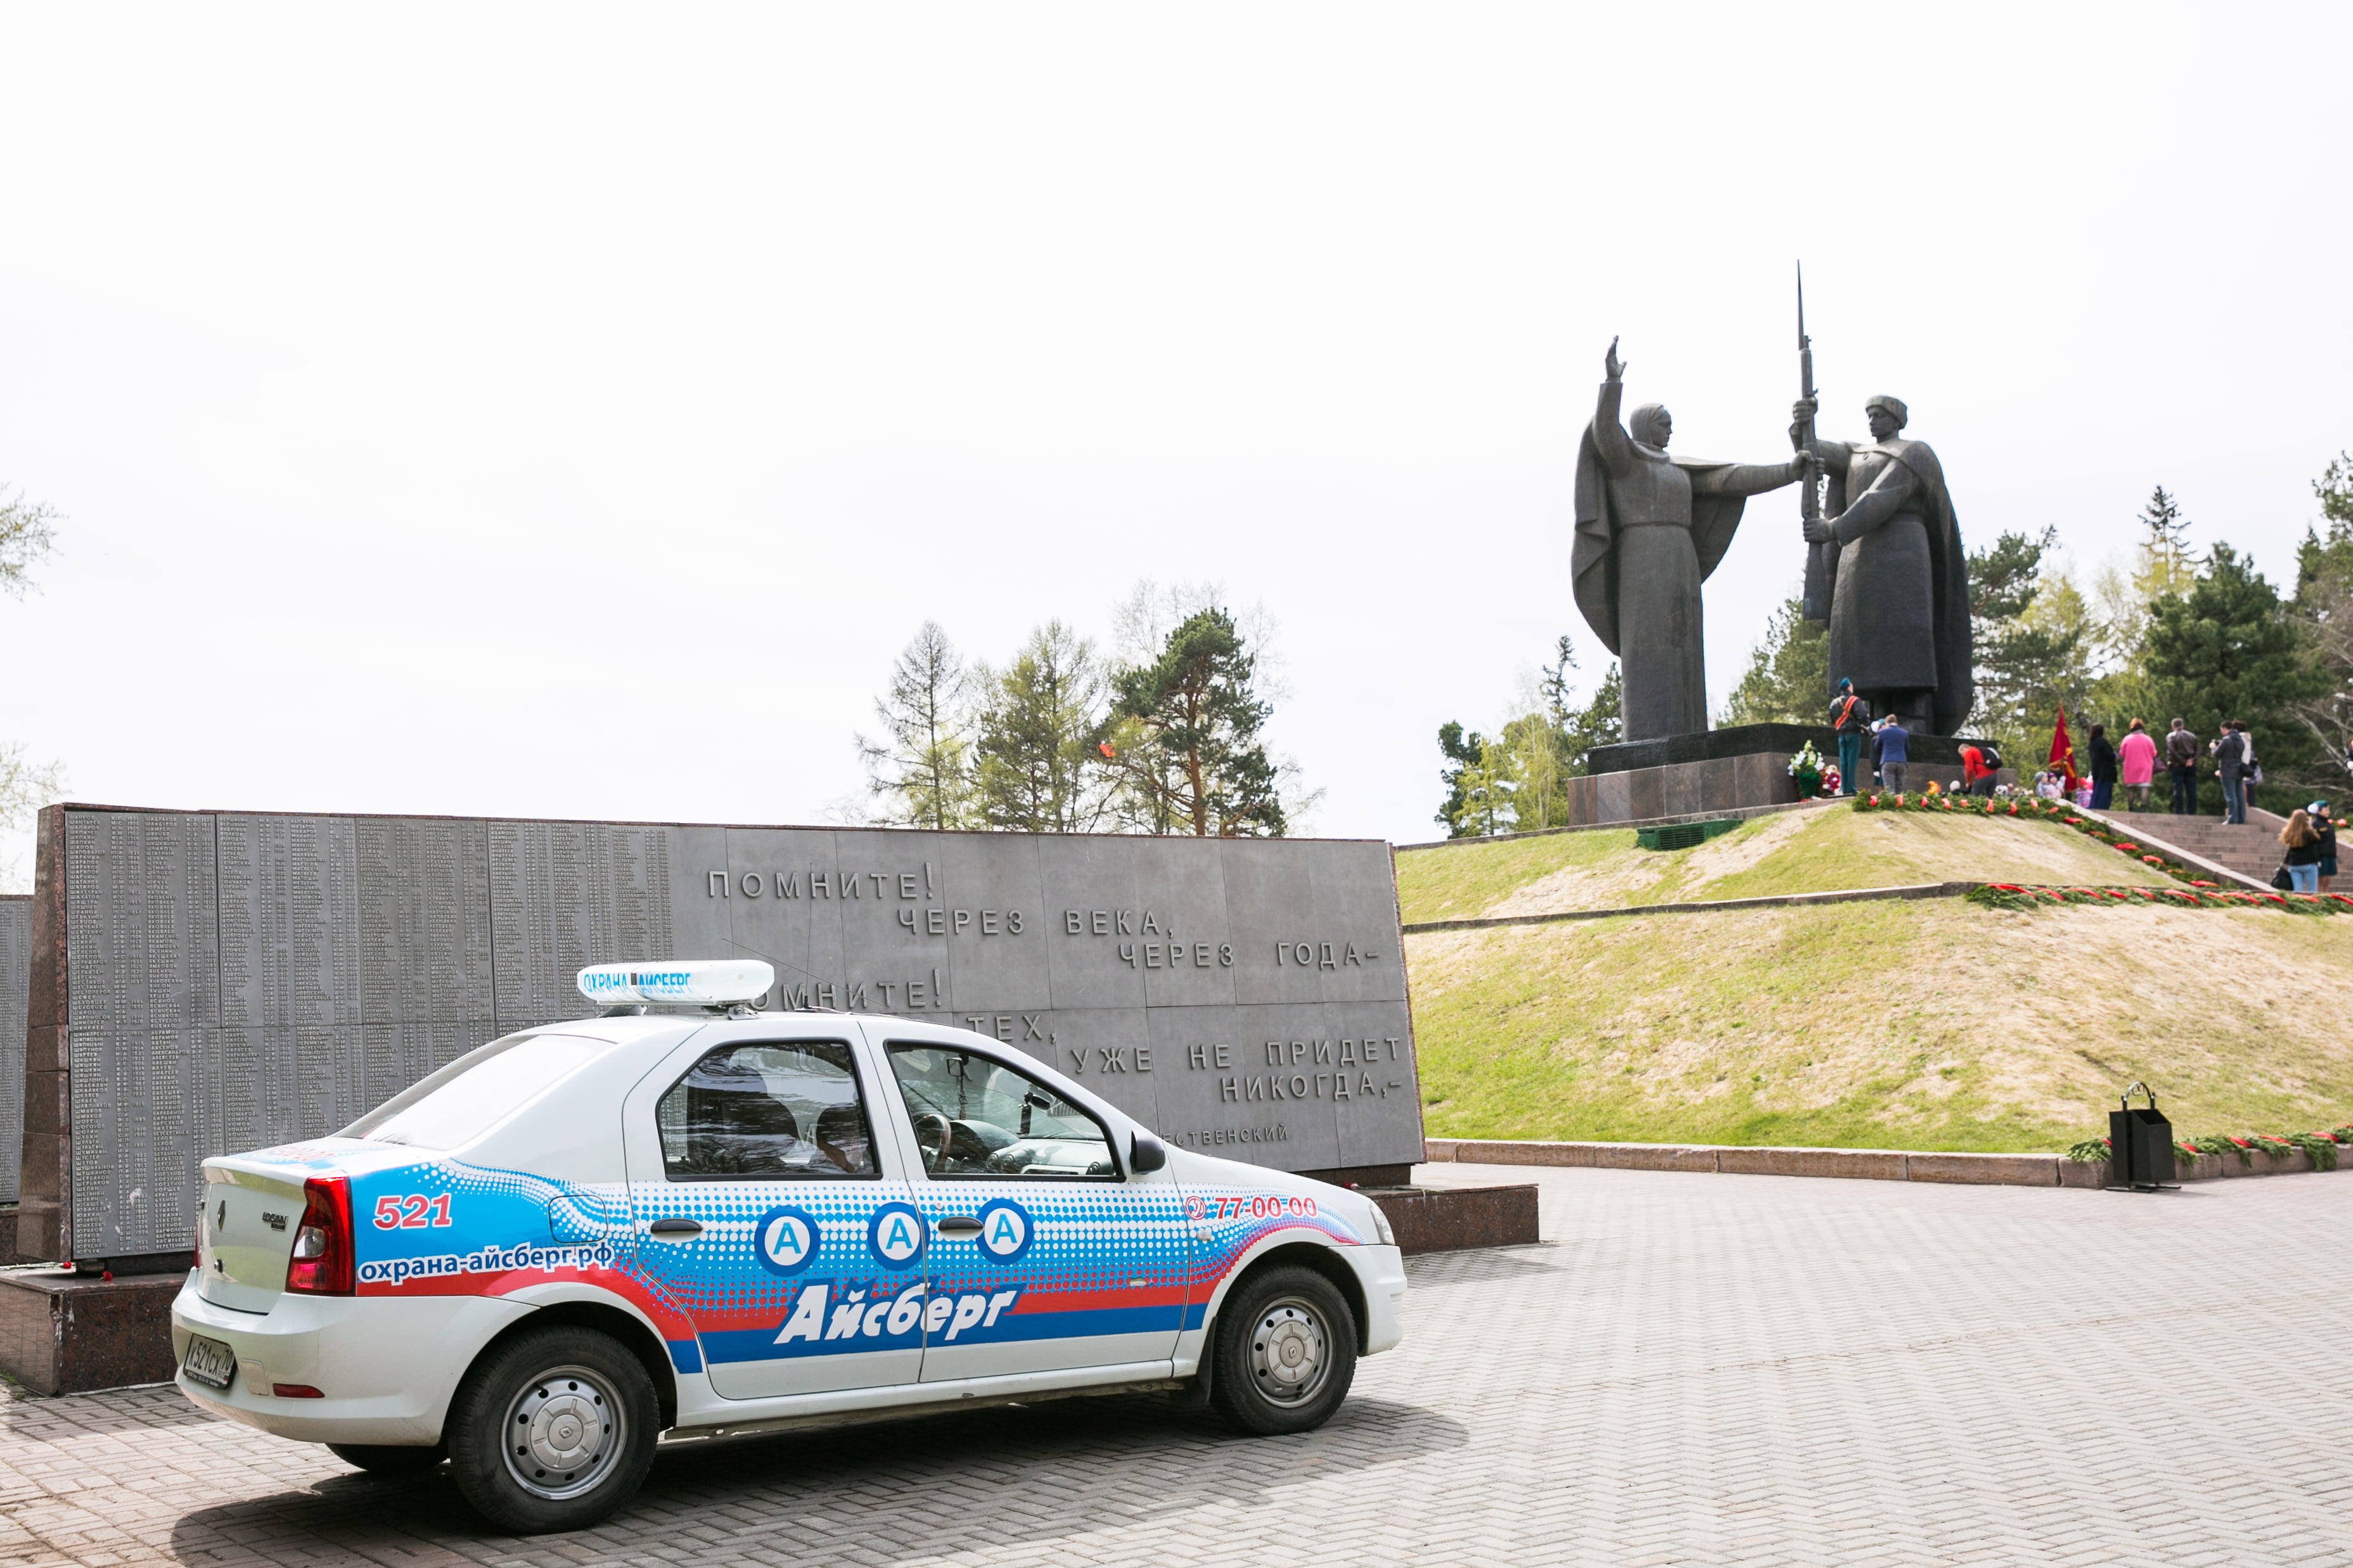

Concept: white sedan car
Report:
left=170, top=962, right=1407, bottom=1532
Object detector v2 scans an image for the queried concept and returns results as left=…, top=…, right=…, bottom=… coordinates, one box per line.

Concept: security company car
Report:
left=172, top=960, right=1407, bottom=1531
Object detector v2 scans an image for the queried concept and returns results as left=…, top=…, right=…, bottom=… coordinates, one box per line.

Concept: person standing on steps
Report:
left=2214, top=720, right=2250, bottom=825
left=2117, top=718, right=2157, bottom=812
left=2279, top=808, right=2324, bottom=893
left=1876, top=713, right=1911, bottom=794
left=2087, top=723, right=2117, bottom=812
left=2311, top=801, right=2338, bottom=894
left=1830, top=679, right=1871, bottom=797
left=2165, top=718, right=2200, bottom=814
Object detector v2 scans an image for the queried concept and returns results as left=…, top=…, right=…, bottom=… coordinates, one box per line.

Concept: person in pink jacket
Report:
left=2117, top=718, right=2158, bottom=812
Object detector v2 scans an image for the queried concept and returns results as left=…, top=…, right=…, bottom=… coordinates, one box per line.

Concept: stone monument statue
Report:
left=1791, top=393, right=1973, bottom=734
left=1573, top=338, right=1816, bottom=742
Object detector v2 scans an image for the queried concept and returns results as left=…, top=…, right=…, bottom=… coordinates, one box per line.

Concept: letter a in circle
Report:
left=764, top=1214, right=811, bottom=1269
left=975, top=1199, right=1034, bottom=1263
left=869, top=1201, right=927, bottom=1267
left=753, top=1206, right=821, bottom=1275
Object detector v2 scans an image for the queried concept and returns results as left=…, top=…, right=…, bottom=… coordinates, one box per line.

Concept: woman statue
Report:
left=1573, top=338, right=1816, bottom=741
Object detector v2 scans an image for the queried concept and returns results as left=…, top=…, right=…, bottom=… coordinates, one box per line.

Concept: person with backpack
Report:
left=1830, top=679, right=1871, bottom=798
left=2165, top=718, right=2200, bottom=813
left=2278, top=808, right=2324, bottom=893
left=1960, top=739, right=2000, bottom=797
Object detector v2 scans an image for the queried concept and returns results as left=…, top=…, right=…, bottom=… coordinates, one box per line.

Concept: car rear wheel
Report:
left=446, top=1327, right=659, bottom=1533
left=1207, top=1265, right=1357, bottom=1436
left=327, top=1441, right=446, bottom=1475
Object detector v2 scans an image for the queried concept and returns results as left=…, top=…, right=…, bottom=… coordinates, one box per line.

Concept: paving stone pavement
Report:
left=0, top=1162, right=2345, bottom=1567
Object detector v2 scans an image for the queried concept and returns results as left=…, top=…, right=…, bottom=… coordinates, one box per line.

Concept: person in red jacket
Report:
left=1960, top=743, right=1997, bottom=797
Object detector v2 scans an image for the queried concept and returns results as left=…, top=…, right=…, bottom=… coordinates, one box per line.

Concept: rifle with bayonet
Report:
left=1795, top=262, right=1831, bottom=622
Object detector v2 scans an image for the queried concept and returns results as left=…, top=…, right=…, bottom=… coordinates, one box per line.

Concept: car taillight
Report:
left=284, top=1176, right=355, bottom=1296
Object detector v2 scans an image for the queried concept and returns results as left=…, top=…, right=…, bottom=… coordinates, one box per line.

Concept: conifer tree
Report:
left=2145, top=543, right=2329, bottom=807
left=1109, top=608, right=1284, bottom=836
left=1434, top=722, right=1489, bottom=837
left=973, top=621, right=1114, bottom=832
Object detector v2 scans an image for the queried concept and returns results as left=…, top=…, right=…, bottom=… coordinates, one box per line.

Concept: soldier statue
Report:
left=1573, top=338, right=1818, bottom=742
left=1790, top=393, right=1972, bottom=734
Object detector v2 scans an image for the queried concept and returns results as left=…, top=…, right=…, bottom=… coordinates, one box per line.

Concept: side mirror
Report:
left=1128, top=1131, right=1167, bottom=1175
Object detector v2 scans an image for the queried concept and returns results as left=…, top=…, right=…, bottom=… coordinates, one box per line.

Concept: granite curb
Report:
left=1423, top=1138, right=2349, bottom=1188
left=1401, top=880, right=1974, bottom=934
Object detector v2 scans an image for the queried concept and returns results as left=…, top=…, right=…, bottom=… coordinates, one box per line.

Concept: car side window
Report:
left=657, top=1041, right=878, bottom=1180
left=886, top=1044, right=1119, bottom=1180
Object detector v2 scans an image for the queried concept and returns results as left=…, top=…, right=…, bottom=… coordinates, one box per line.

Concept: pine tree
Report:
left=1966, top=527, right=2088, bottom=754
left=1721, top=599, right=1828, bottom=725
left=859, top=622, right=979, bottom=829
left=1448, top=739, right=1517, bottom=838
left=1434, top=722, right=1489, bottom=836
left=2145, top=543, right=2330, bottom=808
left=1108, top=608, right=1285, bottom=837
left=2132, top=487, right=2196, bottom=602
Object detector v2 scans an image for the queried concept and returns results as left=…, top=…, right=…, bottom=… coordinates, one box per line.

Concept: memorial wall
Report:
left=25, top=805, right=1420, bottom=1264
left=0, top=896, right=26, bottom=1207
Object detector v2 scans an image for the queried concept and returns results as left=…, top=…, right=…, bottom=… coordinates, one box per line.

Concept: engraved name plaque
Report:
left=23, top=805, right=1419, bottom=1261
left=0, top=896, right=27, bottom=1208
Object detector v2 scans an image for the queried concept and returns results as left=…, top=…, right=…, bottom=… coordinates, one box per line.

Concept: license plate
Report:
left=183, top=1334, right=237, bottom=1390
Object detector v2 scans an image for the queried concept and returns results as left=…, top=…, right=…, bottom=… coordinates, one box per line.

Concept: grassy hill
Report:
left=1402, top=805, right=2353, bottom=1152
left=1397, top=801, right=2176, bottom=925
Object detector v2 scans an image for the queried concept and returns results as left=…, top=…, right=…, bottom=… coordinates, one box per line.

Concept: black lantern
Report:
left=2107, top=1081, right=2177, bottom=1191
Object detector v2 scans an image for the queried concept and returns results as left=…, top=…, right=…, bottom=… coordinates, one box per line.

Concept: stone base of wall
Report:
left=1561, top=723, right=2006, bottom=827
left=1556, top=752, right=1801, bottom=827
left=1425, top=1139, right=2347, bottom=1189
left=0, top=1269, right=183, bottom=1395
left=1364, top=1184, right=1540, bottom=1254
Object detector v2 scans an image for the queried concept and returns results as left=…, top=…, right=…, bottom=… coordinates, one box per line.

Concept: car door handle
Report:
left=934, top=1216, right=984, bottom=1238
left=647, top=1218, right=703, bottom=1237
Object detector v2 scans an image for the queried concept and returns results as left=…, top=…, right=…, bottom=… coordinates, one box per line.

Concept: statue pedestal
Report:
left=1565, top=723, right=1981, bottom=827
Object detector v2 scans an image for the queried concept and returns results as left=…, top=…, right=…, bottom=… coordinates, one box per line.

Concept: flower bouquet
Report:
left=1788, top=741, right=1827, bottom=797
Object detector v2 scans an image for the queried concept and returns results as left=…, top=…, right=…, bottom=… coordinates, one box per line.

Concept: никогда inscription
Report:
left=29, top=808, right=1418, bottom=1262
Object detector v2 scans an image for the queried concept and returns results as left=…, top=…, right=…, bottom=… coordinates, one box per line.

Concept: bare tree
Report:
left=0, top=488, right=56, bottom=599
left=0, top=484, right=63, bottom=888
left=858, top=622, right=980, bottom=829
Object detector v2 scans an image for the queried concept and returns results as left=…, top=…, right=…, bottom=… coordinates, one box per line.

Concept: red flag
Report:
left=2048, top=708, right=2077, bottom=782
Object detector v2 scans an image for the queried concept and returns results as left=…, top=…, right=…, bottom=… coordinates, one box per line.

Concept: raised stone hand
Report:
left=1792, top=396, right=1818, bottom=423
left=1605, top=336, right=1626, bottom=381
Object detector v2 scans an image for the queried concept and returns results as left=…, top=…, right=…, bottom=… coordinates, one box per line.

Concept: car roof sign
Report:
left=576, top=959, right=775, bottom=1009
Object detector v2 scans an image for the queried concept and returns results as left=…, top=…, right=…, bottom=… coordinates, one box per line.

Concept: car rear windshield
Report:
left=342, top=1032, right=612, bottom=1150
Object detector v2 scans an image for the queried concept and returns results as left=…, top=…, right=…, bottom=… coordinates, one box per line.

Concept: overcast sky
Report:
left=1, top=4, right=2345, bottom=884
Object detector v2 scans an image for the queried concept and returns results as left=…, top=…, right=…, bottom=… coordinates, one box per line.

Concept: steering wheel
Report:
left=913, top=1113, right=955, bottom=1173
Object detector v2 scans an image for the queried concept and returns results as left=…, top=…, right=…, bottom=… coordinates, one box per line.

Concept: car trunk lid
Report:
left=195, top=1157, right=317, bottom=1313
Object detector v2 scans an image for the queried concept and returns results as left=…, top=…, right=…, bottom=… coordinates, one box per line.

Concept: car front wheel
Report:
left=446, top=1327, right=659, bottom=1533
left=1208, top=1264, right=1357, bottom=1436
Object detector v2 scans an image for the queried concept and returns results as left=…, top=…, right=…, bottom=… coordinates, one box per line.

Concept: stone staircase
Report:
left=2094, top=806, right=2290, bottom=886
